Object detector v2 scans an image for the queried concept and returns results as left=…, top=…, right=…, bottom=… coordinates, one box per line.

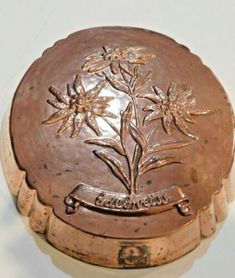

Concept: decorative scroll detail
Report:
left=64, top=183, right=192, bottom=216
left=42, top=45, right=212, bottom=216
left=42, top=76, right=115, bottom=138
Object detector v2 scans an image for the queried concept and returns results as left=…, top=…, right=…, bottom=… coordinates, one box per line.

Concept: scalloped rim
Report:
left=1, top=27, right=234, bottom=268
left=1, top=108, right=234, bottom=268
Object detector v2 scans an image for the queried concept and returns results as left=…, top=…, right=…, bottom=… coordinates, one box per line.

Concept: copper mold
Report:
left=1, top=26, right=234, bottom=268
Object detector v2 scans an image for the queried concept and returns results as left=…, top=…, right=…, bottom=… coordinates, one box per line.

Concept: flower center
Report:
left=169, top=102, right=178, bottom=111
left=69, top=95, right=93, bottom=114
left=110, top=49, right=122, bottom=61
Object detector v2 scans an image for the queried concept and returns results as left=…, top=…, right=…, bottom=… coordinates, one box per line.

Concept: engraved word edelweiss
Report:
left=43, top=46, right=211, bottom=216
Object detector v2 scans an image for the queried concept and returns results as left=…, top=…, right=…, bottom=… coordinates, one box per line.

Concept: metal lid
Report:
left=8, top=26, right=234, bottom=268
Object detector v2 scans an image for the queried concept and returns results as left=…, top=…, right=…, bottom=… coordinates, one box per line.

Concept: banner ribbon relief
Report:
left=65, top=184, right=192, bottom=216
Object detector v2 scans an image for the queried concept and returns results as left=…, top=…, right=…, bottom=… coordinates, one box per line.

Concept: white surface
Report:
left=0, top=1, right=235, bottom=277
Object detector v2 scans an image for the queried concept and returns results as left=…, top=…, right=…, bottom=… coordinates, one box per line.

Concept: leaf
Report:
left=93, top=150, right=130, bottom=192
left=129, top=122, right=147, bottom=150
left=120, top=68, right=130, bottom=84
left=105, top=74, right=129, bottom=94
left=119, top=61, right=134, bottom=77
left=135, top=71, right=152, bottom=92
left=85, top=138, right=125, bottom=155
left=130, top=66, right=139, bottom=88
left=132, top=143, right=141, bottom=165
left=141, top=141, right=193, bottom=165
left=120, top=102, right=133, bottom=151
left=139, top=156, right=181, bottom=177
left=102, top=118, right=120, bottom=135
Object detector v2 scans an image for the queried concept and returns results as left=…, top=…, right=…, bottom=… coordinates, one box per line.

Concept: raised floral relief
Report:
left=86, top=101, right=192, bottom=195
left=43, top=45, right=211, bottom=216
left=82, top=47, right=194, bottom=196
left=43, top=75, right=115, bottom=138
left=141, top=83, right=212, bottom=139
left=82, top=46, right=155, bottom=75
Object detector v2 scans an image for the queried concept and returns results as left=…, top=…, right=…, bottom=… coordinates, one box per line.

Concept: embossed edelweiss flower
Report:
left=42, top=75, right=116, bottom=138
left=142, top=83, right=211, bottom=139
left=82, top=46, right=155, bottom=75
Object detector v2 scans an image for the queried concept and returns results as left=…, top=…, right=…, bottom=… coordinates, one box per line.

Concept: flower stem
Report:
left=131, top=92, right=142, bottom=194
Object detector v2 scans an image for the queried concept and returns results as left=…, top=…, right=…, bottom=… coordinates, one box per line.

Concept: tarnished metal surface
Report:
left=2, top=26, right=234, bottom=268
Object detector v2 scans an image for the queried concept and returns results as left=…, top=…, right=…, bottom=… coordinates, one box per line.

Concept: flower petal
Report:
left=129, top=53, right=155, bottom=64
left=42, top=109, right=74, bottom=125
left=47, top=99, right=67, bottom=109
left=143, top=111, right=164, bottom=125
left=137, top=92, right=160, bottom=103
left=153, top=86, right=166, bottom=100
left=142, top=104, right=157, bottom=112
left=96, top=96, right=114, bottom=102
left=103, top=46, right=113, bottom=54
left=135, top=71, right=152, bottom=92
left=82, top=59, right=110, bottom=73
left=87, top=80, right=106, bottom=98
left=181, top=111, right=196, bottom=123
left=74, top=75, right=85, bottom=95
left=175, top=116, right=197, bottom=139
left=86, top=114, right=101, bottom=136
left=57, top=114, right=75, bottom=133
left=167, top=82, right=178, bottom=103
left=105, top=73, right=129, bottom=94
left=93, top=102, right=109, bottom=109
left=124, top=47, right=155, bottom=64
left=67, top=83, right=76, bottom=97
left=84, top=51, right=103, bottom=61
left=93, top=108, right=117, bottom=119
left=177, top=88, right=196, bottom=108
left=189, top=108, right=212, bottom=115
left=163, top=114, right=173, bottom=135
left=110, top=60, right=120, bottom=75
left=70, top=113, right=85, bottom=138
left=49, top=86, right=70, bottom=105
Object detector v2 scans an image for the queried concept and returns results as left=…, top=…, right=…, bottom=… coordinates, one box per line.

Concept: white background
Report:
left=0, top=1, right=235, bottom=277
